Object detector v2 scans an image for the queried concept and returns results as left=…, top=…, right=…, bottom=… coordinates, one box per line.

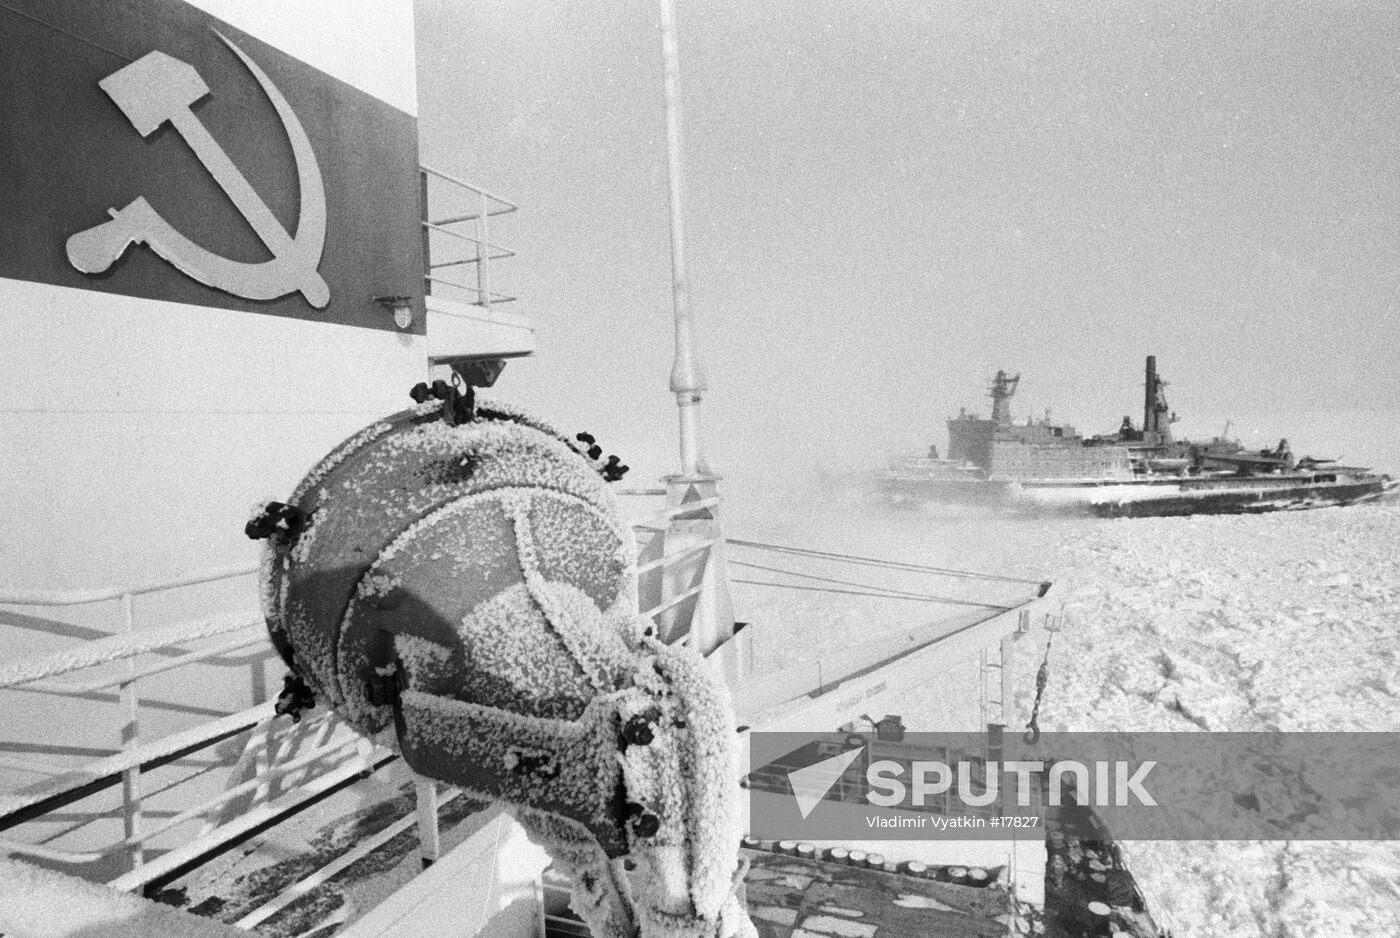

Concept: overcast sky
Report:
left=414, top=1, right=1400, bottom=483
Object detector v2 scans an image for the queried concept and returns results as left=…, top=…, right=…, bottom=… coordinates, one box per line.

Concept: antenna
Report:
left=652, top=1, right=736, bottom=663
left=658, top=0, right=707, bottom=477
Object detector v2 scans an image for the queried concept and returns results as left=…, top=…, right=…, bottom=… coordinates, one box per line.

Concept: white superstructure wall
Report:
left=1, top=1, right=426, bottom=594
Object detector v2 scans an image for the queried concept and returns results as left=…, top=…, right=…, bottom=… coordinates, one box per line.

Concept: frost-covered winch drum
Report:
left=247, top=389, right=756, bottom=938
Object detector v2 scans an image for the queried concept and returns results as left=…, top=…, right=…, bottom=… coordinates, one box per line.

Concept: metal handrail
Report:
left=0, top=609, right=261, bottom=689
left=422, top=278, right=517, bottom=304
left=430, top=253, right=515, bottom=269
left=106, top=744, right=391, bottom=894
left=634, top=538, right=717, bottom=576
left=0, top=563, right=373, bottom=889
left=420, top=164, right=518, bottom=309
left=639, top=582, right=706, bottom=620
left=0, top=728, right=361, bottom=863
left=419, top=163, right=518, bottom=213
left=0, top=484, right=731, bottom=897
left=0, top=564, right=257, bottom=607
left=421, top=221, right=515, bottom=253
left=20, top=629, right=265, bottom=695
left=630, top=495, right=723, bottom=532
left=0, top=702, right=274, bottom=821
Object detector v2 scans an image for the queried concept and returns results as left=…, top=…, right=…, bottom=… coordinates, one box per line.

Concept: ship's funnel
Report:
left=1143, top=356, right=1157, bottom=435
left=990, top=370, right=1020, bottom=426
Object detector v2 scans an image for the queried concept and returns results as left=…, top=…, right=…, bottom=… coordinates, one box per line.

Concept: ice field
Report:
left=730, top=468, right=1400, bottom=938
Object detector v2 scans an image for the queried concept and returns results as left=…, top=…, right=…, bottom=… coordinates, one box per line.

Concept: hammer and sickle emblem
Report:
left=66, top=31, right=330, bottom=308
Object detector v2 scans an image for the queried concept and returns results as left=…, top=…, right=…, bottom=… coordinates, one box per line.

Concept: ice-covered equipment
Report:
left=247, top=393, right=756, bottom=938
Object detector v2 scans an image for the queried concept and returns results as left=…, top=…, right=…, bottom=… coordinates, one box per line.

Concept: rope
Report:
left=1023, top=630, right=1054, bottom=744
left=728, top=560, right=1013, bottom=609
left=725, top=538, right=1044, bottom=586
left=730, top=579, right=1011, bottom=609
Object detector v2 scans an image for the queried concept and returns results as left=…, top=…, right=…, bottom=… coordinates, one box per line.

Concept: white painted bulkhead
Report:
left=0, top=0, right=429, bottom=593
left=1, top=278, right=429, bottom=590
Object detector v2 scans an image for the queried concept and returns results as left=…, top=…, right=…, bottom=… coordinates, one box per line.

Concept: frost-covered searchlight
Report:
left=246, top=393, right=756, bottom=938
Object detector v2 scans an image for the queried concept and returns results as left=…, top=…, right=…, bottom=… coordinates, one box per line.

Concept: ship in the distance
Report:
left=883, top=356, right=1396, bottom=517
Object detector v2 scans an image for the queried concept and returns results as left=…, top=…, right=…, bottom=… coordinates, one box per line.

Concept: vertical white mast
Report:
left=650, top=0, right=738, bottom=665
left=658, top=0, right=706, bottom=477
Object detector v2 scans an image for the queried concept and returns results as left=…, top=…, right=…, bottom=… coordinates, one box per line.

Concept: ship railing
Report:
left=618, top=487, right=727, bottom=648
left=0, top=521, right=1058, bottom=927
left=420, top=163, right=518, bottom=308
left=0, top=512, right=739, bottom=904
left=0, top=565, right=393, bottom=894
left=721, top=539, right=1055, bottom=729
left=0, top=531, right=1061, bottom=933
left=614, top=487, right=1056, bottom=690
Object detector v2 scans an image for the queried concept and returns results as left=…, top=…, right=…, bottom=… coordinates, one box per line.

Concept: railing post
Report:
left=477, top=192, right=491, bottom=310
left=414, top=776, right=441, bottom=868
left=978, top=648, right=989, bottom=729
left=117, top=591, right=144, bottom=872
left=1000, top=632, right=1016, bottom=727
left=420, top=169, right=432, bottom=296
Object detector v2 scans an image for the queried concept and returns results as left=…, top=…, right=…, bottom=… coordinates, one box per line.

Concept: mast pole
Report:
left=658, top=0, right=705, bottom=477
left=648, top=1, right=738, bottom=667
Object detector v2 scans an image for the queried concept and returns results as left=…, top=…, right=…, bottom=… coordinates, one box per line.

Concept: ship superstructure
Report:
left=944, top=370, right=1134, bottom=483
left=885, top=357, right=1394, bottom=516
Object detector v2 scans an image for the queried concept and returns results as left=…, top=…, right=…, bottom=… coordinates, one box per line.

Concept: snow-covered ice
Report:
left=725, top=475, right=1400, bottom=938
left=1027, top=500, right=1400, bottom=938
